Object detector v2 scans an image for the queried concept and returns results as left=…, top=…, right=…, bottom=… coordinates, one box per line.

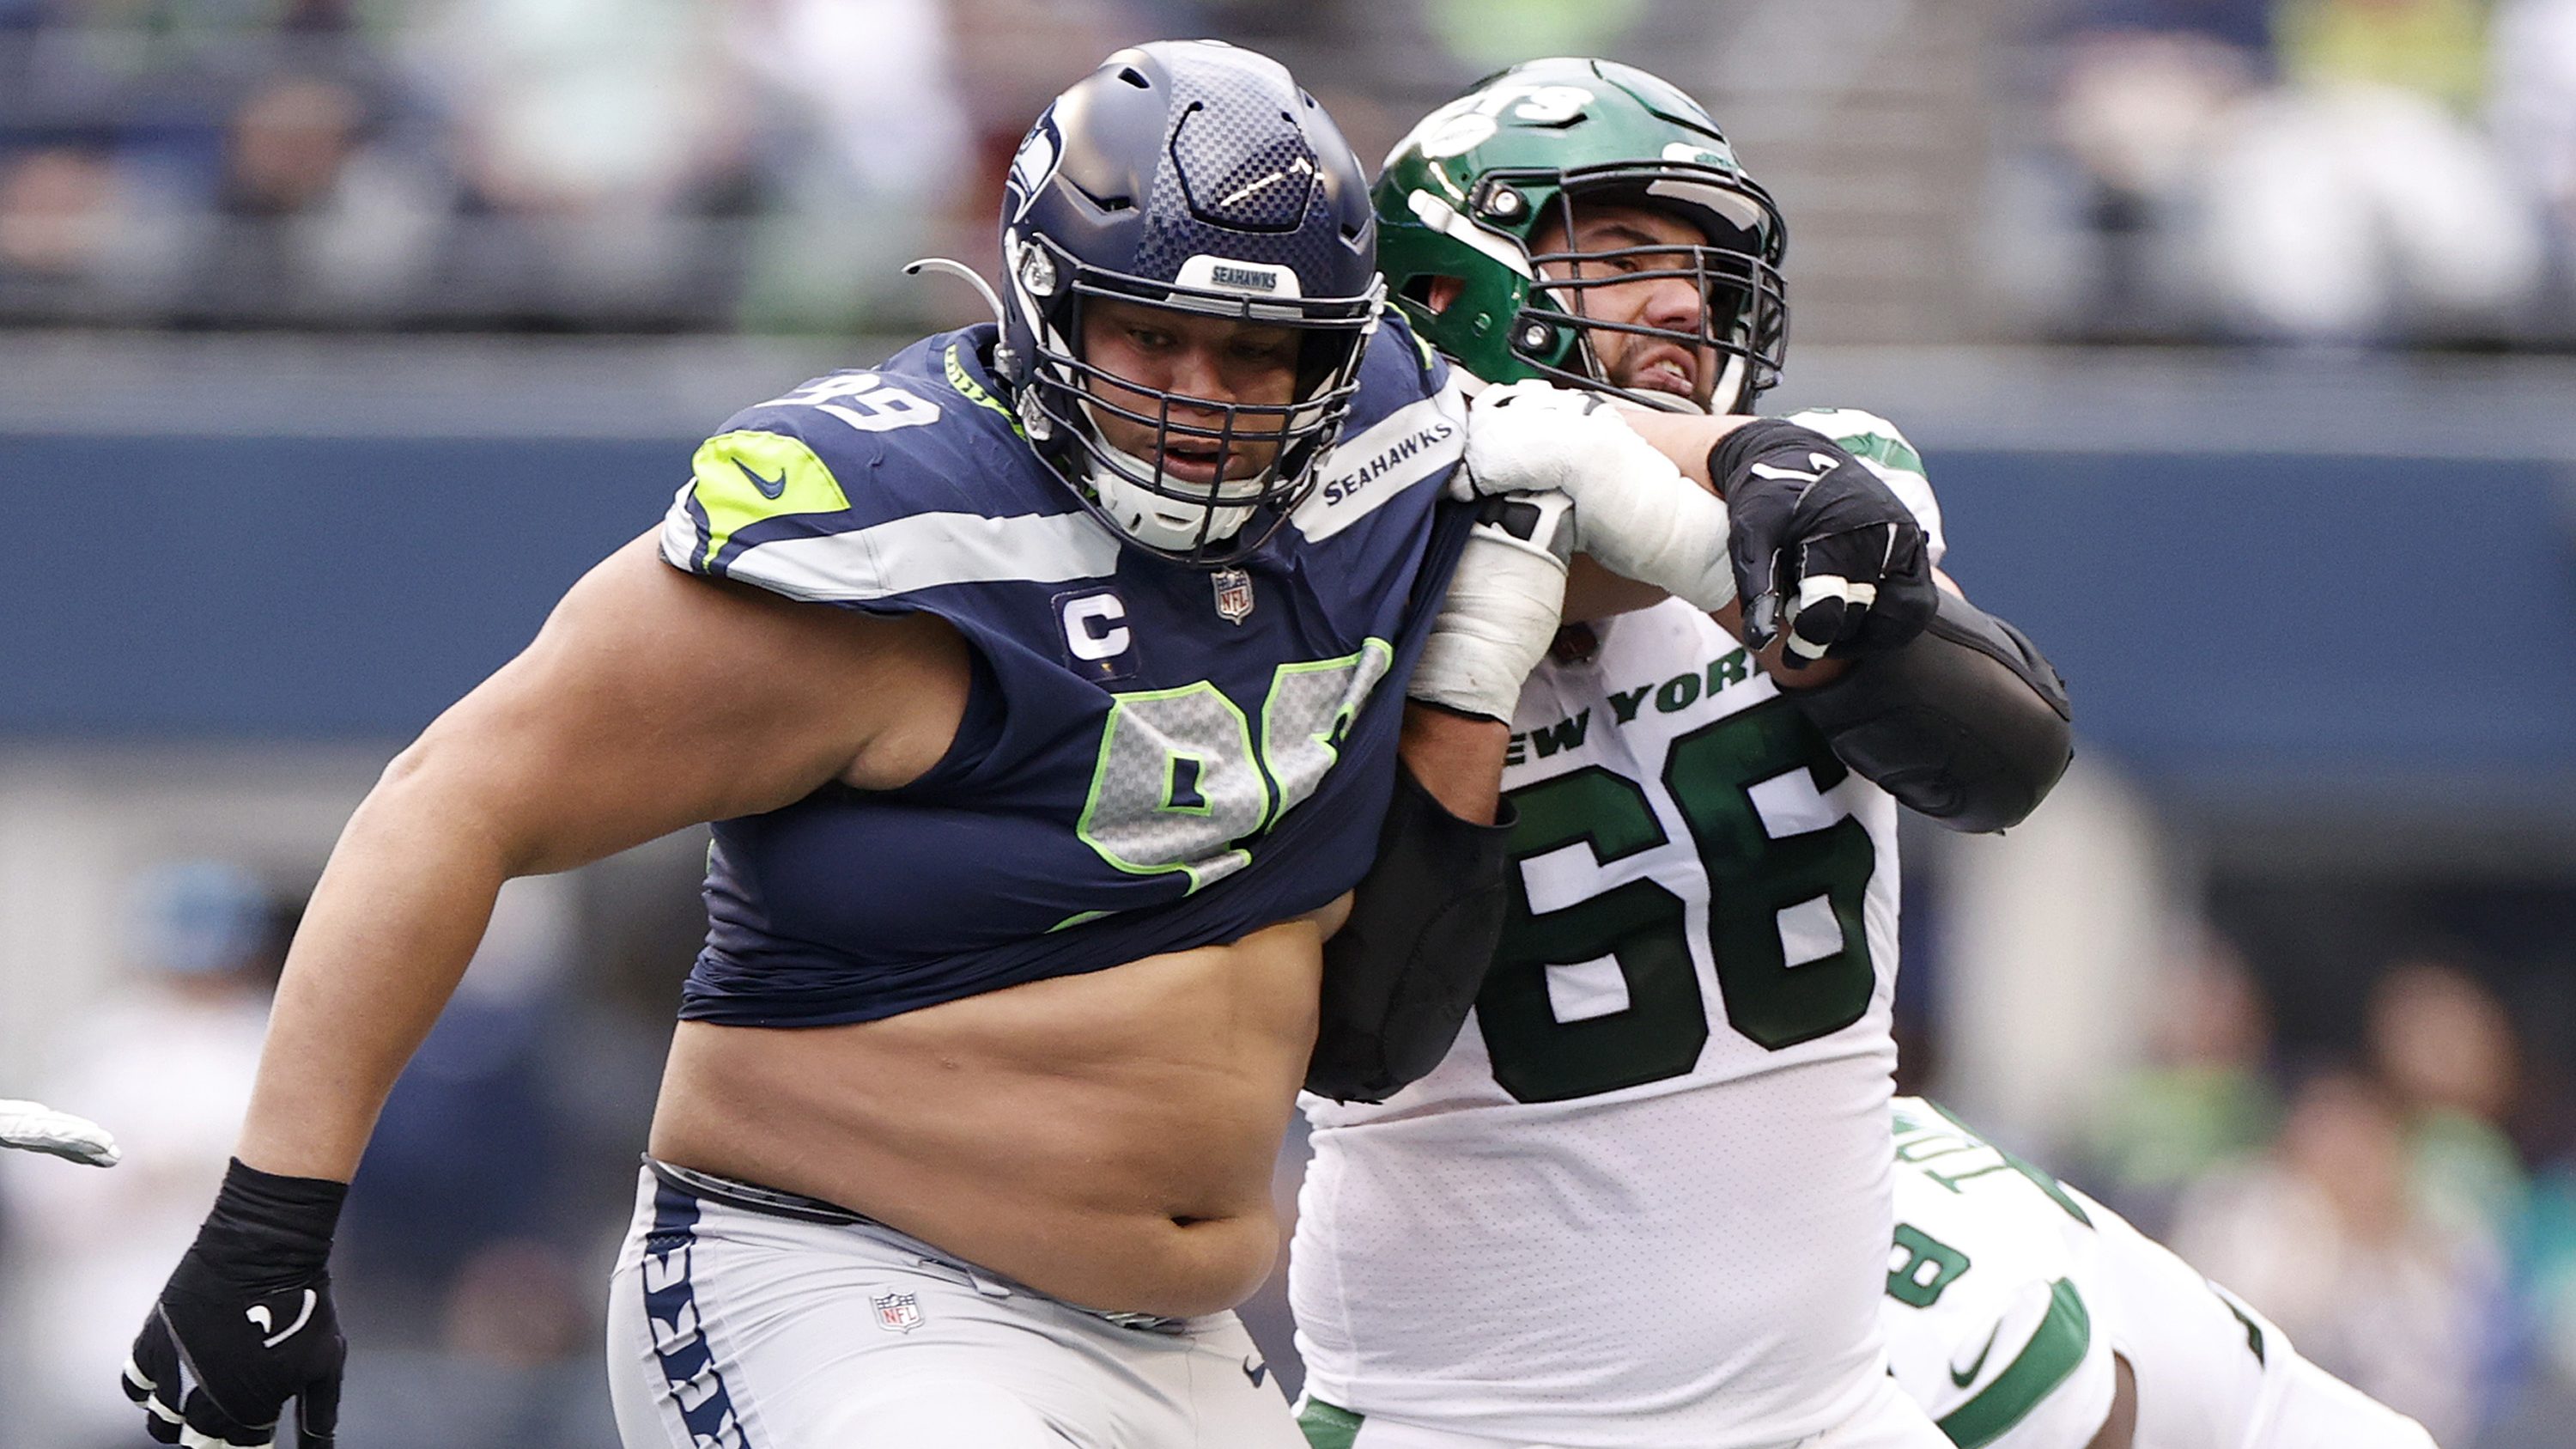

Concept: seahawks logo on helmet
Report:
left=1006, top=114, right=1061, bottom=222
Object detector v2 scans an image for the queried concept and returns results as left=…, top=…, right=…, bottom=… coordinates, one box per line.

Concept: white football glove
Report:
left=1409, top=490, right=1574, bottom=721
left=1455, top=380, right=1735, bottom=612
left=0, top=1098, right=119, bottom=1166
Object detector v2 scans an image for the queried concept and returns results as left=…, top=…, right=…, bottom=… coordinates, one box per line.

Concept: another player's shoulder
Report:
left=1783, top=404, right=1943, bottom=558
left=1886, top=1265, right=2116, bottom=1449
left=1892, top=1093, right=1971, bottom=1152
left=1885, top=1099, right=2119, bottom=1449
left=663, top=326, right=1104, bottom=603
left=1783, top=405, right=1926, bottom=478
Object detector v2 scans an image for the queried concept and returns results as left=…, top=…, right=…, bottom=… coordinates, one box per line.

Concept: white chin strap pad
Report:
left=1084, top=442, right=1260, bottom=552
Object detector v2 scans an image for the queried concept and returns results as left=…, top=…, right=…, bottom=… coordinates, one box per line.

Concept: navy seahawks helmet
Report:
left=999, top=40, right=1382, bottom=565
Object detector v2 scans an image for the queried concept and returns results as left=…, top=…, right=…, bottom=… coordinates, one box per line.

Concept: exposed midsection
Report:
left=648, top=910, right=1331, bottom=1318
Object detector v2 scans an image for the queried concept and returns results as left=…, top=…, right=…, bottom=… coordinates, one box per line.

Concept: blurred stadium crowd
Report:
left=2076, top=931, right=2576, bottom=1447
left=7, top=3, right=2576, bottom=1449
left=3, top=0, right=2575, bottom=342
left=2018, top=0, right=2576, bottom=343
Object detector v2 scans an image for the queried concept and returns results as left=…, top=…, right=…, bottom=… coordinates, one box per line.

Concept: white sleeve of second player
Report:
left=1884, top=1270, right=2119, bottom=1449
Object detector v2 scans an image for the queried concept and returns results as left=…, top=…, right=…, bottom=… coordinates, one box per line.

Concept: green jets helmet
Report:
left=1373, top=58, right=1788, bottom=413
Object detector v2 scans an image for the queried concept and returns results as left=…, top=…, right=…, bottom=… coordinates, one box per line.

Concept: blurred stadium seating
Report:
left=5, top=2, right=2576, bottom=1446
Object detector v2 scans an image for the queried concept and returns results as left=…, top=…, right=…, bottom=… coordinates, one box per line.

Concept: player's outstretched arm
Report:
left=243, top=533, right=961, bottom=1178
left=125, top=532, right=963, bottom=1449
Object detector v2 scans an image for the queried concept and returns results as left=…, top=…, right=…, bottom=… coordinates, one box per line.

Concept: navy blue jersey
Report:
left=656, top=318, right=1471, bottom=1026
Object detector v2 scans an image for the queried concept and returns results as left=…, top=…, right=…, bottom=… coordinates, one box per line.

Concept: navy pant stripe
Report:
left=641, top=1181, right=754, bottom=1448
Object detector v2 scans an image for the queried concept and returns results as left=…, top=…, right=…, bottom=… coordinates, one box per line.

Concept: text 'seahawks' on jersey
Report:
left=659, top=314, right=1473, bottom=1027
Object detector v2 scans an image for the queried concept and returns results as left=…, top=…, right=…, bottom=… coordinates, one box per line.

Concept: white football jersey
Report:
left=1293, top=408, right=1944, bottom=1449
left=1880, top=1099, right=2441, bottom=1449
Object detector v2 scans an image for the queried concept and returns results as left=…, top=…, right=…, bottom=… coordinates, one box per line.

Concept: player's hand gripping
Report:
left=1708, top=418, right=1935, bottom=666
left=1455, top=381, right=1737, bottom=612
left=125, top=1160, right=347, bottom=1448
left=0, top=1098, right=119, bottom=1166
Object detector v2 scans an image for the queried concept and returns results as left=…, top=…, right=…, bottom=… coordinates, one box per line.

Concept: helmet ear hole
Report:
left=1401, top=274, right=1467, bottom=315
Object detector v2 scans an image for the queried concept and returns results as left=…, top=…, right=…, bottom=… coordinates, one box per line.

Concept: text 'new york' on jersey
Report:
left=655, top=316, right=1473, bottom=1027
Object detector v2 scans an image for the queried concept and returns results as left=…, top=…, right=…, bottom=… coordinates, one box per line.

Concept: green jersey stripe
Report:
left=1297, top=1397, right=1365, bottom=1449
left=1938, top=1277, right=2093, bottom=1449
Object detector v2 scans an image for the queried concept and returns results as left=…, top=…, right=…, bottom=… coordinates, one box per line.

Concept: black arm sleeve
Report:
left=1305, top=764, right=1516, bottom=1104
left=1784, top=589, right=2073, bottom=832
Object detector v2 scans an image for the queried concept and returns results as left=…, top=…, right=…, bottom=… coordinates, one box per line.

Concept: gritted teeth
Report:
left=1629, top=351, right=1698, bottom=397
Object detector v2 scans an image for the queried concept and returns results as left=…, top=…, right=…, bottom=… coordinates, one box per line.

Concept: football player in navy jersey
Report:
left=118, top=42, right=1585, bottom=1449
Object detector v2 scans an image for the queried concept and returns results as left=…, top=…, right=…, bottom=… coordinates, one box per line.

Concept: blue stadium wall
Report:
left=7, top=343, right=2575, bottom=831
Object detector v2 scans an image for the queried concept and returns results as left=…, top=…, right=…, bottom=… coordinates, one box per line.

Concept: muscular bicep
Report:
left=392, top=532, right=968, bottom=876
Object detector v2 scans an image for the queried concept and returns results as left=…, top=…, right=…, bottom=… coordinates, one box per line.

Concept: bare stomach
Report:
left=647, top=898, right=1346, bottom=1319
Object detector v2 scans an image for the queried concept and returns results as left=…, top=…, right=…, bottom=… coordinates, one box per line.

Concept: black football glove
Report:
left=125, top=1160, right=347, bottom=1449
left=1709, top=418, right=1936, bottom=667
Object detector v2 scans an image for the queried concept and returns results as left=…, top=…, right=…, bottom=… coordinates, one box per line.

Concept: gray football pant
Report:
left=605, top=1167, right=1307, bottom=1448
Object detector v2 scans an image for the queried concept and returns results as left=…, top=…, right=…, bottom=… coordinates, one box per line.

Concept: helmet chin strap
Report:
left=1082, top=439, right=1262, bottom=553
left=1706, top=352, right=1753, bottom=416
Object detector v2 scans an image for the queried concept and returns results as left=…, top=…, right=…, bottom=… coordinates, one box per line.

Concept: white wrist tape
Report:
left=1408, top=495, right=1572, bottom=722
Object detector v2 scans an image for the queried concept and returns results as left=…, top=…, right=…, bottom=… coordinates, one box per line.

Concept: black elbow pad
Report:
left=1305, top=766, right=1515, bottom=1104
left=1786, top=591, right=2072, bottom=832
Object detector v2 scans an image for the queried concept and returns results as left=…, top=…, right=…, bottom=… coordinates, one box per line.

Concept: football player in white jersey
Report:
left=1290, top=60, right=2073, bottom=1449
left=1880, top=1098, right=2441, bottom=1449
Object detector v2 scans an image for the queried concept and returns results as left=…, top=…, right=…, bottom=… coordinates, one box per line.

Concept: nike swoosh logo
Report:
left=1242, top=1354, right=1268, bottom=1389
left=733, top=459, right=787, bottom=500
left=246, top=1288, right=318, bottom=1349
left=1950, top=1323, right=2001, bottom=1386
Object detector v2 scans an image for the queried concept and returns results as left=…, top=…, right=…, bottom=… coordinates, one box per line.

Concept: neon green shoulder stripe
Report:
left=1938, top=1277, right=2093, bottom=1449
left=687, top=429, right=852, bottom=571
left=945, top=342, right=1025, bottom=437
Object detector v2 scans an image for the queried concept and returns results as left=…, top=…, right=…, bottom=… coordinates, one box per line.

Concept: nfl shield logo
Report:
left=871, top=1290, right=924, bottom=1334
left=1212, top=568, right=1255, bottom=624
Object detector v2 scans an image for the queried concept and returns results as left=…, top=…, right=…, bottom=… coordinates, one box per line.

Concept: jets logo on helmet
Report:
left=1373, top=58, right=1788, bottom=417
left=991, top=40, right=1384, bottom=565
